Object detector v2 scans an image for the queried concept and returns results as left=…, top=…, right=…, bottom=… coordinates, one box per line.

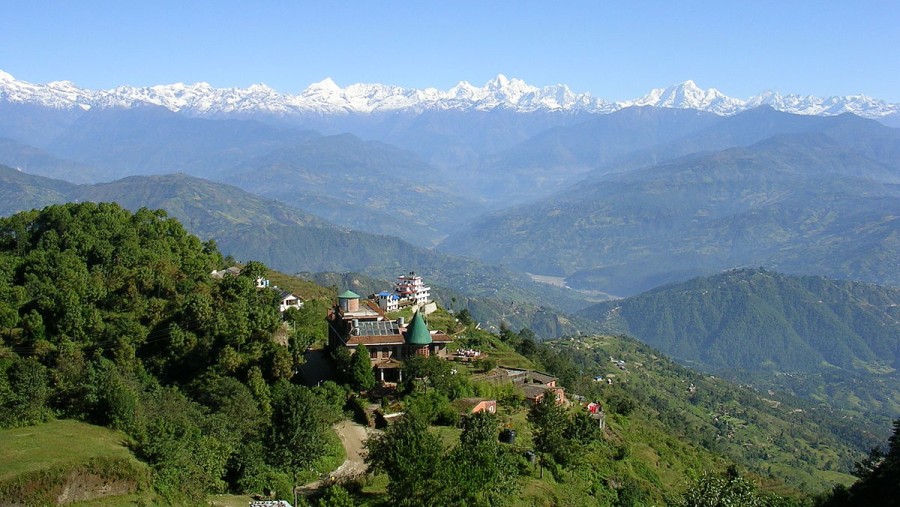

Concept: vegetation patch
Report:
left=0, top=456, right=149, bottom=506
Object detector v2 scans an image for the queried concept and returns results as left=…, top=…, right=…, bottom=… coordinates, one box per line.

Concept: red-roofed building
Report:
left=327, top=290, right=453, bottom=382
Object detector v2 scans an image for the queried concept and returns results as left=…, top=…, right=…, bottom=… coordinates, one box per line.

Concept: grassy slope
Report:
left=265, top=268, right=336, bottom=301
left=0, top=420, right=153, bottom=506
left=0, top=419, right=345, bottom=506
left=0, top=420, right=142, bottom=482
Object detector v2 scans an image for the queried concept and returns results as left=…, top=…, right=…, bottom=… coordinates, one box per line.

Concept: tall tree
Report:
left=365, top=412, right=444, bottom=507
left=348, top=344, right=376, bottom=392
left=527, top=393, right=571, bottom=477
left=439, top=411, right=518, bottom=506
left=819, top=419, right=900, bottom=506
left=267, top=382, right=331, bottom=504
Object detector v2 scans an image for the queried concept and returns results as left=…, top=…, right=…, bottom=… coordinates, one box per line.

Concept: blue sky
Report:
left=2, top=0, right=898, bottom=101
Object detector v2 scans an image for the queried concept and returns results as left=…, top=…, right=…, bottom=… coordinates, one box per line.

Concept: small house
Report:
left=277, top=290, right=304, bottom=313
left=522, top=384, right=566, bottom=405
left=453, top=398, right=497, bottom=415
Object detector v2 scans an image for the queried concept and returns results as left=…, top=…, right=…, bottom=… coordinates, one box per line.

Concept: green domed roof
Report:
left=338, top=290, right=360, bottom=299
left=405, top=311, right=432, bottom=346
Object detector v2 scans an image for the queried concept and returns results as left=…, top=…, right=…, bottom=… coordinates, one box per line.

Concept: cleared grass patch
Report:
left=0, top=420, right=139, bottom=482
left=0, top=420, right=150, bottom=506
left=209, top=493, right=256, bottom=507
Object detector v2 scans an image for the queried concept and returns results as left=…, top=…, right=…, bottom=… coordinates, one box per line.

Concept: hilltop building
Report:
left=372, top=272, right=437, bottom=315
left=277, top=289, right=304, bottom=313
left=394, top=272, right=431, bottom=307
left=327, top=290, right=452, bottom=381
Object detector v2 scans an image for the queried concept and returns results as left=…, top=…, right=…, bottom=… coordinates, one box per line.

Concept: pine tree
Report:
left=349, top=344, right=376, bottom=392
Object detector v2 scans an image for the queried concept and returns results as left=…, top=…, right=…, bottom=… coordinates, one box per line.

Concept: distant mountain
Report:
left=439, top=121, right=900, bottom=296
left=219, top=133, right=485, bottom=245
left=39, top=106, right=317, bottom=182
left=0, top=107, right=481, bottom=245
left=0, top=138, right=96, bottom=185
left=577, top=268, right=900, bottom=417
left=0, top=164, right=74, bottom=215
left=2, top=69, right=898, bottom=120
left=454, top=107, right=721, bottom=202
left=464, top=107, right=900, bottom=203
left=70, top=173, right=333, bottom=236
left=608, top=107, right=900, bottom=175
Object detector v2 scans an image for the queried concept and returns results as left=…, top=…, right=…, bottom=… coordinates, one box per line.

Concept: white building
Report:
left=394, top=272, right=431, bottom=306
left=375, top=291, right=400, bottom=312
left=277, top=290, right=304, bottom=313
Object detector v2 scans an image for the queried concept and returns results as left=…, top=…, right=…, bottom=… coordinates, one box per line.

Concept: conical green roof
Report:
left=405, top=311, right=432, bottom=346
left=338, top=290, right=360, bottom=299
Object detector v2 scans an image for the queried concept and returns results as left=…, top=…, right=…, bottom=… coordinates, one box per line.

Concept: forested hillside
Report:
left=545, top=334, right=880, bottom=492
left=580, top=268, right=900, bottom=373
left=579, top=268, right=900, bottom=419
left=0, top=203, right=346, bottom=504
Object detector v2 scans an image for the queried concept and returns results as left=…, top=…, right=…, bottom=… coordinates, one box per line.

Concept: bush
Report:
left=348, top=396, right=370, bottom=426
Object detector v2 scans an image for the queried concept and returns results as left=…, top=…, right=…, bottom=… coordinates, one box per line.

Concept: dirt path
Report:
left=298, top=420, right=372, bottom=493
left=332, top=420, right=369, bottom=477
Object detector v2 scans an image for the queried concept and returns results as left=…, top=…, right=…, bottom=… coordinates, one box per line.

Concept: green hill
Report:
left=432, top=328, right=869, bottom=501
left=578, top=268, right=900, bottom=418
left=0, top=203, right=347, bottom=504
left=0, top=164, right=74, bottom=216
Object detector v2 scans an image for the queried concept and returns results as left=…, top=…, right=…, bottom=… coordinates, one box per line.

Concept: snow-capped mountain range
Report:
left=1, top=69, right=898, bottom=119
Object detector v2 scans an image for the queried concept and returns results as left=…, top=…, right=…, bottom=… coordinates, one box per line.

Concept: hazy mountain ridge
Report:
left=0, top=106, right=478, bottom=245
left=439, top=123, right=900, bottom=295
left=464, top=107, right=900, bottom=203
left=38, top=106, right=319, bottom=182
left=219, top=132, right=485, bottom=244
left=0, top=164, right=75, bottom=215
left=3, top=69, right=899, bottom=119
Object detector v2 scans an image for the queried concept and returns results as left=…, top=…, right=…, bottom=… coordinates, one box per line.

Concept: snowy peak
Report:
left=620, top=80, right=746, bottom=115
left=1, top=69, right=898, bottom=119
